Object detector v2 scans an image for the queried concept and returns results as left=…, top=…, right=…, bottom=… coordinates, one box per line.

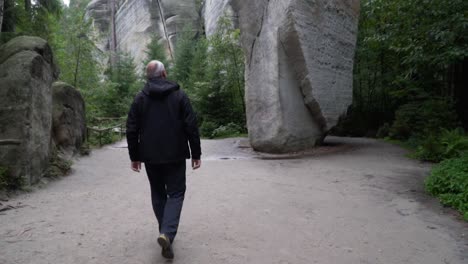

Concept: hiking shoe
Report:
left=157, top=234, right=174, bottom=259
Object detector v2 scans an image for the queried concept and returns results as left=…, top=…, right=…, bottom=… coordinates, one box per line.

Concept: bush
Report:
left=200, top=120, right=218, bottom=138
left=425, top=154, right=468, bottom=220
left=0, top=166, right=23, bottom=190
left=389, top=99, right=459, bottom=140
left=376, top=123, right=391, bottom=138
left=45, top=155, right=73, bottom=178
left=412, top=128, right=468, bottom=162
left=211, top=123, right=243, bottom=138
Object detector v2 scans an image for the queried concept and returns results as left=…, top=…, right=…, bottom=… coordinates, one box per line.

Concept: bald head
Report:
left=146, top=60, right=166, bottom=79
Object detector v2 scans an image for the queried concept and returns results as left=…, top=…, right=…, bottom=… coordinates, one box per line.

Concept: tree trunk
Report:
left=154, top=0, right=174, bottom=60
left=0, top=0, right=4, bottom=32
left=1, top=0, right=15, bottom=32
left=109, top=0, right=117, bottom=67
left=454, top=59, right=468, bottom=128
left=24, top=0, right=30, bottom=12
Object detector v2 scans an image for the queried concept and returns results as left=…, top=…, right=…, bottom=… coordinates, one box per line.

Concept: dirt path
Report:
left=0, top=137, right=466, bottom=264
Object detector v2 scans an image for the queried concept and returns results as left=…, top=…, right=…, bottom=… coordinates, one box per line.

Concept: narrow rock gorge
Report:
left=85, top=0, right=360, bottom=153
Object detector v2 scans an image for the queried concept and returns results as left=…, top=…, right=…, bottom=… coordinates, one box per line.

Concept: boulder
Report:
left=0, top=36, right=58, bottom=185
left=231, top=0, right=360, bottom=153
left=51, top=82, right=86, bottom=157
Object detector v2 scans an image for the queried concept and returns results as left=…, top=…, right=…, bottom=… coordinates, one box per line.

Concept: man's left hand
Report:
left=192, top=159, right=201, bottom=170
left=131, top=161, right=142, bottom=172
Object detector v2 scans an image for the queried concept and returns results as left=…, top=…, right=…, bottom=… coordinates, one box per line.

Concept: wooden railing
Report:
left=86, top=117, right=126, bottom=146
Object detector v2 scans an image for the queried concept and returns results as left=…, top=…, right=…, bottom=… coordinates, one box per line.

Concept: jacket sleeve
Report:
left=181, top=91, right=201, bottom=159
left=126, top=94, right=142, bottom=162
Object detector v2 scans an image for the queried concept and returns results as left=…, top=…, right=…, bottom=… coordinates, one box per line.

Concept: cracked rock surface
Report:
left=232, top=0, right=360, bottom=153
left=86, top=0, right=200, bottom=68
left=0, top=36, right=58, bottom=185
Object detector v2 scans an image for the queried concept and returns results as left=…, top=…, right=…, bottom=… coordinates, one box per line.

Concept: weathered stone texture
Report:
left=86, top=0, right=200, bottom=68
left=85, top=0, right=112, bottom=52
left=232, top=0, right=360, bottom=153
left=203, top=0, right=235, bottom=36
left=114, top=0, right=154, bottom=65
left=0, top=36, right=58, bottom=184
left=51, top=82, right=86, bottom=157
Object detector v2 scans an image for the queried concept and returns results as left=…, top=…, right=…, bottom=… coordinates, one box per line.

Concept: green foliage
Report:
left=200, top=120, right=218, bottom=138
left=106, top=53, right=141, bottom=117
left=335, top=0, right=468, bottom=137
left=171, top=25, right=197, bottom=86
left=0, top=166, right=23, bottom=190
left=50, top=5, right=101, bottom=92
left=376, top=123, right=391, bottom=138
left=425, top=154, right=468, bottom=220
left=45, top=152, right=73, bottom=178
left=389, top=99, right=459, bottom=140
left=144, top=36, right=169, bottom=69
left=87, top=128, right=122, bottom=147
left=347, top=1, right=468, bottom=218
left=1, top=0, right=63, bottom=41
left=211, top=123, right=244, bottom=139
left=82, top=52, right=140, bottom=123
left=48, top=3, right=139, bottom=145
left=412, top=128, right=468, bottom=162
left=171, top=15, right=246, bottom=137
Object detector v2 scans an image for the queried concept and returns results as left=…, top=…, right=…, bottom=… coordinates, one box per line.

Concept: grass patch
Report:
left=425, top=154, right=468, bottom=221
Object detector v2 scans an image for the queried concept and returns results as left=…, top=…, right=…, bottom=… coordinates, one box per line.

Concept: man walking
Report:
left=126, top=60, right=201, bottom=259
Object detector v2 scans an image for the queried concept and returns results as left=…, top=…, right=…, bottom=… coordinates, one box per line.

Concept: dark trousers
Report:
left=145, top=161, right=186, bottom=242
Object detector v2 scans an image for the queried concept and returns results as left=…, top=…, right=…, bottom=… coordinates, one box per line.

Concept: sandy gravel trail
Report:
left=0, top=137, right=467, bottom=264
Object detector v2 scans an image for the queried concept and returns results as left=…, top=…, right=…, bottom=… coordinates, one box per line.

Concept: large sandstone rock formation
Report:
left=85, top=0, right=112, bottom=52
left=84, top=0, right=359, bottom=153
left=52, top=82, right=86, bottom=157
left=231, top=0, right=360, bottom=153
left=203, top=0, right=235, bottom=36
left=86, top=0, right=200, bottom=66
left=0, top=36, right=58, bottom=185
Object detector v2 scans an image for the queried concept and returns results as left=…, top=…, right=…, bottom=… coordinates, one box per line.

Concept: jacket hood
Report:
left=143, top=78, right=180, bottom=98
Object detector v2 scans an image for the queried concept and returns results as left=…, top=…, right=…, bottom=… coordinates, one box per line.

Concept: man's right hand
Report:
left=131, top=161, right=141, bottom=172
left=192, top=159, right=201, bottom=170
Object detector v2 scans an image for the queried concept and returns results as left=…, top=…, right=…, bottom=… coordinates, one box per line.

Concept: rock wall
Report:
left=203, top=0, right=235, bottom=36
left=85, top=0, right=112, bottom=53
left=231, top=0, right=360, bottom=153
left=0, top=36, right=58, bottom=185
left=114, top=0, right=154, bottom=65
left=52, top=82, right=86, bottom=157
left=86, top=0, right=200, bottom=68
left=84, top=0, right=360, bottom=153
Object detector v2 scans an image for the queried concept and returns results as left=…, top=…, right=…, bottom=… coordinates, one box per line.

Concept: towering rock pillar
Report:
left=232, top=0, right=360, bottom=153
left=203, top=0, right=236, bottom=36
left=86, top=0, right=201, bottom=67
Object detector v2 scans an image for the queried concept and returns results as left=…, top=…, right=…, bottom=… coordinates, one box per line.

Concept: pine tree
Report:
left=144, top=35, right=169, bottom=69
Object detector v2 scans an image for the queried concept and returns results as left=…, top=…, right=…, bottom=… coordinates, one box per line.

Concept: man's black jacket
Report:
left=126, top=77, right=201, bottom=163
